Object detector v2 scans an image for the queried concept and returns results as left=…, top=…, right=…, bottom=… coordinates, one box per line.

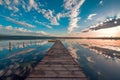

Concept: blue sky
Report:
left=0, top=0, right=120, bottom=36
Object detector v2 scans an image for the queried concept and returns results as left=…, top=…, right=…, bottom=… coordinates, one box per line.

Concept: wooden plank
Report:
left=26, top=40, right=88, bottom=80
left=26, top=78, right=88, bottom=80
left=34, top=65, right=82, bottom=71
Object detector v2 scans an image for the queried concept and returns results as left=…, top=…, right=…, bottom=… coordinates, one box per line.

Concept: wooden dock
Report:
left=26, top=40, right=88, bottom=80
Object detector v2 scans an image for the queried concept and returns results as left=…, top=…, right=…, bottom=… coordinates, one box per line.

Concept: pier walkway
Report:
left=26, top=40, right=88, bottom=80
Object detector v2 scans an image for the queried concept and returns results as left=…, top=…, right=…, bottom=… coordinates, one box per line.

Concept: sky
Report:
left=0, top=0, right=120, bottom=37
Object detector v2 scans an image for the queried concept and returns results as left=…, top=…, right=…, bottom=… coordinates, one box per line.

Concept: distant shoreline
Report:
left=0, top=35, right=120, bottom=40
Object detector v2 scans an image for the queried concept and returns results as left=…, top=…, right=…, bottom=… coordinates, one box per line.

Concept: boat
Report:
left=48, top=40, right=56, bottom=42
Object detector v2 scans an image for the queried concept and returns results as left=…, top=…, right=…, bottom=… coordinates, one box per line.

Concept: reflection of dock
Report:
left=26, top=40, right=88, bottom=80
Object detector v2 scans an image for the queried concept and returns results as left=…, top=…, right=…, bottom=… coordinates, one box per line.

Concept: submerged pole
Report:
left=9, top=42, right=12, bottom=51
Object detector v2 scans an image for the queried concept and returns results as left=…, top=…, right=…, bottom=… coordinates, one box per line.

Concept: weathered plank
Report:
left=26, top=40, right=88, bottom=80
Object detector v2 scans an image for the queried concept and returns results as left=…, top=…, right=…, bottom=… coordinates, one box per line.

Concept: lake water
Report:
left=0, top=39, right=120, bottom=80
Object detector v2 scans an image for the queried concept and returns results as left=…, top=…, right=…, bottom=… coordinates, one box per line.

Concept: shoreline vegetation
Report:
left=0, top=35, right=120, bottom=40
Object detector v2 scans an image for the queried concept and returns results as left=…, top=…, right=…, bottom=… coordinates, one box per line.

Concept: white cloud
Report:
left=28, top=0, right=38, bottom=11
left=7, top=6, right=12, bottom=10
left=0, top=0, right=2, bottom=5
left=56, top=13, right=63, bottom=20
left=64, top=0, right=85, bottom=33
left=5, top=0, right=11, bottom=5
left=14, top=28, right=49, bottom=36
left=10, top=13, right=18, bottom=17
left=99, top=0, right=103, bottom=6
left=0, top=25, right=50, bottom=36
left=68, top=17, right=78, bottom=33
left=13, top=6, right=19, bottom=12
left=75, top=26, right=120, bottom=37
left=5, top=17, right=35, bottom=28
left=3, top=0, right=19, bottom=12
left=51, top=17, right=59, bottom=25
left=14, top=0, right=19, bottom=5
left=15, top=27, right=32, bottom=32
left=36, top=21, right=52, bottom=29
left=87, top=14, right=97, bottom=20
left=5, top=26, right=13, bottom=30
left=41, top=9, right=59, bottom=25
left=1, top=0, right=40, bottom=12
left=0, top=0, right=60, bottom=27
left=64, top=0, right=79, bottom=10
left=21, top=0, right=28, bottom=12
left=7, top=6, right=19, bottom=12
left=36, top=31, right=48, bottom=35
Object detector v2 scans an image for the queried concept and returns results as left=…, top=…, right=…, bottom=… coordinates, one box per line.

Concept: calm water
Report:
left=0, top=39, right=120, bottom=80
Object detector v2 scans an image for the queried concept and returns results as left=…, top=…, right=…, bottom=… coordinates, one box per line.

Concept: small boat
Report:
left=48, top=40, right=56, bottom=42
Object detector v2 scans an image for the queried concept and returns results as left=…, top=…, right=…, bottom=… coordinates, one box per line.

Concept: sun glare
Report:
left=97, top=26, right=120, bottom=37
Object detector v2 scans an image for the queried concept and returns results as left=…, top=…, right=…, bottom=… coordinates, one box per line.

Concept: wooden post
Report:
left=9, top=42, right=12, bottom=51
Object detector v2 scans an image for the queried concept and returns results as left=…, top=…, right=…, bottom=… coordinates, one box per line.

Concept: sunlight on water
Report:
left=65, top=39, right=120, bottom=80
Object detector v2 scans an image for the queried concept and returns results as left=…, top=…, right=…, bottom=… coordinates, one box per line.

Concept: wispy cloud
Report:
left=0, top=25, right=50, bottom=36
left=36, top=31, right=48, bottom=35
left=15, top=27, right=32, bottom=33
left=0, top=0, right=2, bottom=5
left=87, top=14, right=97, bottom=20
left=27, top=0, right=38, bottom=11
left=81, top=17, right=120, bottom=34
left=0, top=0, right=41, bottom=13
left=5, top=0, right=11, bottom=5
left=3, top=0, right=19, bottom=12
left=4, top=16, right=35, bottom=28
left=14, top=0, right=19, bottom=4
left=0, top=0, right=59, bottom=27
left=64, top=0, right=85, bottom=33
left=40, top=9, right=59, bottom=25
left=5, top=26, right=13, bottom=30
left=36, top=21, right=52, bottom=29
left=56, top=13, right=63, bottom=20
left=0, top=25, right=31, bottom=35
left=99, top=0, right=103, bottom=6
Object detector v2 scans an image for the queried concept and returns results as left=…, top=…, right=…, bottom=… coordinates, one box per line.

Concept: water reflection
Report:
left=65, top=39, right=120, bottom=80
left=67, top=43, right=79, bottom=60
left=0, top=40, right=52, bottom=80
left=0, top=39, right=120, bottom=80
left=66, top=39, right=120, bottom=61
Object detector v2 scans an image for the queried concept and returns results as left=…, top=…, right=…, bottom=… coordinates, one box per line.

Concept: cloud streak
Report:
left=5, top=16, right=35, bottom=28
left=87, top=14, right=97, bottom=20
left=99, top=0, right=103, bottom=6
left=0, top=25, right=49, bottom=36
left=27, top=0, right=38, bottom=11
left=36, top=31, right=48, bottom=35
left=0, top=0, right=42, bottom=13
left=36, top=21, right=52, bottom=29
left=81, top=17, right=120, bottom=33
left=40, top=9, right=59, bottom=25
left=0, top=0, right=2, bottom=5
left=64, top=0, right=85, bottom=33
left=5, top=26, right=13, bottom=30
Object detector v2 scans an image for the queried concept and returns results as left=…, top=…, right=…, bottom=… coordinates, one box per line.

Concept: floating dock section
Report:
left=26, top=40, right=88, bottom=80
